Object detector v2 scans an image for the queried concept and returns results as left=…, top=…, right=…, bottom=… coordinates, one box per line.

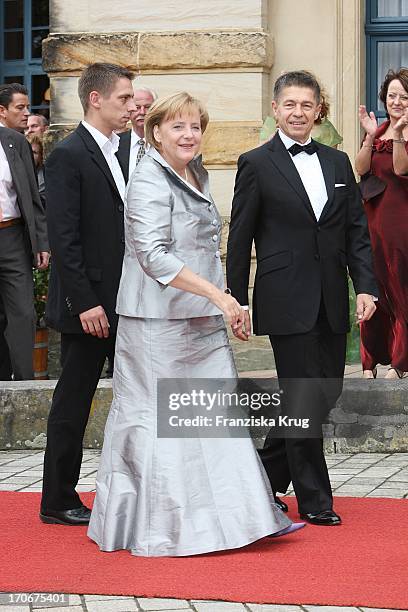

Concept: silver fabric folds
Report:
left=88, top=315, right=291, bottom=557
left=116, top=149, right=225, bottom=319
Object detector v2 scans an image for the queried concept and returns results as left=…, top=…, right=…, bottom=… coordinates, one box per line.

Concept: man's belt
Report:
left=0, top=218, right=23, bottom=229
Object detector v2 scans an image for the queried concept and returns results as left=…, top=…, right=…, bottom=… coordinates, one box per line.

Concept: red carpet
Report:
left=0, top=492, right=407, bottom=608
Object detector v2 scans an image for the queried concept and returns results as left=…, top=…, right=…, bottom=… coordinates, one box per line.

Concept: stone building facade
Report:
left=43, top=0, right=365, bottom=217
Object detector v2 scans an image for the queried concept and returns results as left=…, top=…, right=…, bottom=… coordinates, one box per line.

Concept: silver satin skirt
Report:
left=88, top=315, right=291, bottom=557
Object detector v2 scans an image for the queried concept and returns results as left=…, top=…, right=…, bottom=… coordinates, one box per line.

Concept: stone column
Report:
left=334, top=0, right=365, bottom=158
left=267, top=0, right=365, bottom=160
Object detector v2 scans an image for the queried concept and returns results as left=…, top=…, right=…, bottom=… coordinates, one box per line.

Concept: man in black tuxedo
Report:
left=227, top=71, right=378, bottom=526
left=40, top=63, right=136, bottom=525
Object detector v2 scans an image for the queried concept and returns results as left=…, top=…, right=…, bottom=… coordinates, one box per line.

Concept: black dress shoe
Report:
left=300, top=509, right=342, bottom=526
left=274, top=496, right=288, bottom=512
left=39, top=505, right=91, bottom=526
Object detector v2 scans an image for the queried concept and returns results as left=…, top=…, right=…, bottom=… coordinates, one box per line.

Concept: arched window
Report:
left=0, top=0, right=49, bottom=117
left=366, top=0, right=408, bottom=121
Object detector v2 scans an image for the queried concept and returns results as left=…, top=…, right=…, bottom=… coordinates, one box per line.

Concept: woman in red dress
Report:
left=356, top=68, right=408, bottom=379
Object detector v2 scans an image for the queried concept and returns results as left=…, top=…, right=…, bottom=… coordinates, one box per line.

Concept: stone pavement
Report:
left=0, top=450, right=407, bottom=611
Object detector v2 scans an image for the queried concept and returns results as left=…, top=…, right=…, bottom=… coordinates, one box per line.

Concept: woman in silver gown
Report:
left=88, top=92, right=304, bottom=557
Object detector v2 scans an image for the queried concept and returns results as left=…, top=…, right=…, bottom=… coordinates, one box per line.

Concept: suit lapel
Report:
left=116, top=130, right=130, bottom=183
left=0, top=128, right=16, bottom=165
left=316, top=144, right=335, bottom=221
left=0, top=129, right=24, bottom=204
left=267, top=134, right=316, bottom=219
left=76, top=123, right=122, bottom=200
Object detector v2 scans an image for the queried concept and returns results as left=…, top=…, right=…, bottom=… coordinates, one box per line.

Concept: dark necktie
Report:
left=135, top=139, right=146, bottom=166
left=288, top=141, right=318, bottom=156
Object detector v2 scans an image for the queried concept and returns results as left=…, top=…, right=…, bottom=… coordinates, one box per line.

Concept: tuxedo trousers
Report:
left=258, top=300, right=347, bottom=514
left=41, top=332, right=116, bottom=510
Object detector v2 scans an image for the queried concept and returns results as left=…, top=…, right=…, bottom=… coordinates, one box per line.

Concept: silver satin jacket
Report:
left=116, top=147, right=225, bottom=319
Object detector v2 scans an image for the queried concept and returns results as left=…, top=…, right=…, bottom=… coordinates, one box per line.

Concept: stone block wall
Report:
left=1, top=379, right=407, bottom=452
left=40, top=0, right=366, bottom=383
left=43, top=0, right=273, bottom=216
left=44, top=0, right=365, bottom=210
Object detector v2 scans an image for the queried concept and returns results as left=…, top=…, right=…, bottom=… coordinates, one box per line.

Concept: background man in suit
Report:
left=0, top=127, right=49, bottom=380
left=116, top=86, right=157, bottom=183
left=40, top=63, right=136, bottom=526
left=0, top=83, right=40, bottom=379
left=227, top=71, right=378, bottom=526
left=0, top=83, right=30, bottom=133
left=25, top=114, right=49, bottom=136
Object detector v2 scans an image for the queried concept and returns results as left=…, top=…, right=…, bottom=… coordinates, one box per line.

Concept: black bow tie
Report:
left=288, top=141, right=318, bottom=156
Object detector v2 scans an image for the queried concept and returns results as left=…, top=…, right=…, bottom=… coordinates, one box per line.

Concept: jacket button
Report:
left=121, top=236, right=125, bottom=243
left=215, top=250, right=220, bottom=258
left=316, top=226, right=321, bottom=232
left=118, top=204, right=124, bottom=212
left=212, top=219, right=217, bottom=226
left=212, top=235, right=218, bottom=242
left=314, top=254, right=320, bottom=260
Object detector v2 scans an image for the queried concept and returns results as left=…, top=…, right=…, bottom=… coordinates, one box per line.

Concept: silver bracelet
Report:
left=393, top=138, right=406, bottom=143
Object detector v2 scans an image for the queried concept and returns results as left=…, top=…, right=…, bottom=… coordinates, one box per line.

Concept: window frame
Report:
left=0, top=0, right=49, bottom=113
left=366, top=0, right=408, bottom=120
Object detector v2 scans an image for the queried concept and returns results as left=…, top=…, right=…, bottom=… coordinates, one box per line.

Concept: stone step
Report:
left=0, top=378, right=407, bottom=452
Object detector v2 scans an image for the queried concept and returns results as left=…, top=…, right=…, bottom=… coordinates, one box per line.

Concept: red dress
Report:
left=360, top=120, right=408, bottom=370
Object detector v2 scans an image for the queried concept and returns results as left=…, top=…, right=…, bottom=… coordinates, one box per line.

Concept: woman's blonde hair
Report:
left=144, top=91, right=209, bottom=148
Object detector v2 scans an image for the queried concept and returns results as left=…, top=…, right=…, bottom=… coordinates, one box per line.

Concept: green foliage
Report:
left=259, top=116, right=343, bottom=147
left=33, top=266, right=50, bottom=327
left=346, top=277, right=361, bottom=364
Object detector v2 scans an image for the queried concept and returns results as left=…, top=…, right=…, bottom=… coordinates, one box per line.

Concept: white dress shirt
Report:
left=81, top=120, right=126, bottom=200
left=278, top=128, right=328, bottom=221
left=128, top=130, right=149, bottom=179
left=0, top=133, right=21, bottom=221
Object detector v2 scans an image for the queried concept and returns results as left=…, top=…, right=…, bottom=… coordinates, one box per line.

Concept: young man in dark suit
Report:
left=40, top=63, right=136, bottom=525
left=227, top=71, right=378, bottom=526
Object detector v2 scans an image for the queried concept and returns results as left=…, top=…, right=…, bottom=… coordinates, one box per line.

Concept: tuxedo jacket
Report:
left=116, top=129, right=131, bottom=183
left=226, top=133, right=378, bottom=335
left=0, top=127, right=48, bottom=260
left=45, top=123, right=125, bottom=334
